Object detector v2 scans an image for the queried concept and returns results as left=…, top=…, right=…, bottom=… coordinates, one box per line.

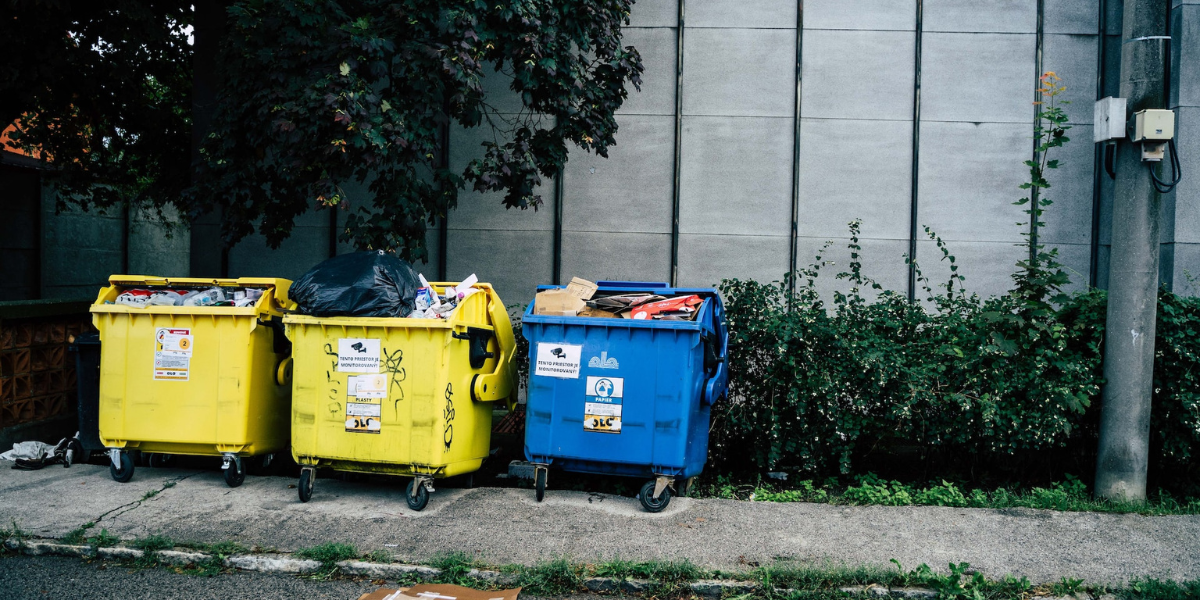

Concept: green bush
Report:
left=709, top=226, right=1199, bottom=492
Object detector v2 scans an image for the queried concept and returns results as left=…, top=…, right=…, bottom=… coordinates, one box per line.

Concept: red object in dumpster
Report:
left=627, top=295, right=702, bottom=320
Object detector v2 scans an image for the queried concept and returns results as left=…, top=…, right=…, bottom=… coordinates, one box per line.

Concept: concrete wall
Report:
left=1169, top=0, right=1200, bottom=294
left=71, top=0, right=1200, bottom=305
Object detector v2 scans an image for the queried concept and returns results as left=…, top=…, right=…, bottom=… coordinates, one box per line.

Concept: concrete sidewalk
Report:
left=1, top=463, right=1197, bottom=585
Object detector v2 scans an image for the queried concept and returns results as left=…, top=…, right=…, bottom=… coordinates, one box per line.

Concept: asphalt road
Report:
left=0, top=555, right=588, bottom=600
left=2, top=462, right=1199, bottom=585
left=0, top=554, right=380, bottom=600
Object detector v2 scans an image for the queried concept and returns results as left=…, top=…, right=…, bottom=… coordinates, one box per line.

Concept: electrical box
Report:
left=1132, top=109, right=1175, bottom=142
left=1094, top=97, right=1126, bottom=142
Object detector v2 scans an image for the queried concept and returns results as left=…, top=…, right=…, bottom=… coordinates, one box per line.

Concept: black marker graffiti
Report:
left=443, top=382, right=455, bottom=449
left=383, top=346, right=407, bottom=415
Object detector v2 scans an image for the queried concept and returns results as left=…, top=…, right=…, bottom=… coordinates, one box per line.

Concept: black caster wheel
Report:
left=535, top=468, right=547, bottom=502
left=223, top=457, right=245, bottom=488
left=147, top=453, right=175, bottom=469
left=109, top=452, right=134, bottom=483
left=639, top=480, right=672, bottom=513
left=462, top=473, right=476, bottom=489
left=405, top=480, right=429, bottom=511
left=298, top=468, right=314, bottom=503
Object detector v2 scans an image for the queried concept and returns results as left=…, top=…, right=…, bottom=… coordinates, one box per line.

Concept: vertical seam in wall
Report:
left=553, top=167, right=563, bottom=285
left=1090, top=0, right=1108, bottom=288
left=670, top=0, right=686, bottom=287
left=123, top=200, right=131, bottom=273
left=1029, top=0, right=1045, bottom=266
left=907, top=0, right=924, bottom=302
left=438, top=102, right=450, bottom=280
left=328, top=204, right=338, bottom=259
left=788, top=1, right=804, bottom=295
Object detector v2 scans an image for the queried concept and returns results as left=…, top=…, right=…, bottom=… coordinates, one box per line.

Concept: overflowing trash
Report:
left=534, top=277, right=703, bottom=321
left=409, top=274, right=480, bottom=319
left=292, top=250, right=422, bottom=318
left=112, top=286, right=263, bottom=308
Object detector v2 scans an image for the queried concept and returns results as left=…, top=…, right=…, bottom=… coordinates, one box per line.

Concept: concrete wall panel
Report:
left=793, top=236, right=911, bottom=299
left=678, top=116, right=794, bottom=236
left=1045, top=0, right=1100, bottom=35
left=801, top=30, right=915, bottom=120
left=1171, top=5, right=1200, bottom=108
left=1172, top=243, right=1200, bottom=296
left=228, top=227, right=330, bottom=280
left=563, top=115, right=674, bottom=234
left=676, top=234, right=790, bottom=287
left=682, top=28, right=796, bottom=117
left=797, top=118, right=913, bottom=240
left=559, top=231, right=671, bottom=284
left=1172, top=107, right=1200, bottom=244
left=1041, top=134, right=1098, bottom=246
left=628, top=0, right=677, bottom=28
left=804, top=0, right=915, bottom=31
left=619, top=26, right=678, bottom=116
left=924, top=0, right=1037, bottom=33
left=1043, top=33, right=1100, bottom=124
left=921, top=33, right=1037, bottom=123
left=445, top=228, right=554, bottom=306
left=914, top=239, right=1027, bottom=301
left=448, top=123, right=556, bottom=232
left=686, top=0, right=796, bottom=29
left=917, top=121, right=1031, bottom=243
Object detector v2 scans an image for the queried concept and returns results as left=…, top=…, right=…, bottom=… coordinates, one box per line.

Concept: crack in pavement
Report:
left=78, top=472, right=205, bottom=532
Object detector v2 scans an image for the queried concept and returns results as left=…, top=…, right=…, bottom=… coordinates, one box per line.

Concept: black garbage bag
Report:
left=291, top=251, right=421, bottom=317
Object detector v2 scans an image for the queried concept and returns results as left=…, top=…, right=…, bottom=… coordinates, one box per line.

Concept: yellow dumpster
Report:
left=90, top=276, right=294, bottom=487
left=284, top=282, right=516, bottom=510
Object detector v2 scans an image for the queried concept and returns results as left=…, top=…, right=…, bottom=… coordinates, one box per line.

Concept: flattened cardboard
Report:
left=579, top=307, right=619, bottom=318
left=564, top=277, right=598, bottom=300
left=359, top=584, right=522, bottom=600
left=534, top=289, right=586, bottom=316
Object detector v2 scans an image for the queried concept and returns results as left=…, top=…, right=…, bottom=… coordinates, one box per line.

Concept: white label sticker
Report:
left=584, top=376, right=624, bottom=434
left=154, top=327, right=193, bottom=381
left=534, top=343, right=582, bottom=379
left=585, top=402, right=622, bottom=417
left=354, top=374, right=388, bottom=399
left=345, top=401, right=382, bottom=433
left=338, top=338, right=381, bottom=373
left=585, top=376, right=624, bottom=399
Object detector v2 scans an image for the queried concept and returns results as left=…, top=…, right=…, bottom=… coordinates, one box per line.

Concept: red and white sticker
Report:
left=154, top=327, right=193, bottom=381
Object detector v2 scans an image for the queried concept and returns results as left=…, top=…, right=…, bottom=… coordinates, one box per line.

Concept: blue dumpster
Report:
left=521, top=281, right=728, bottom=512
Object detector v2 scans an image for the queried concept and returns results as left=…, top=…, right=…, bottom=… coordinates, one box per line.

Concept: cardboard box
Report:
left=564, top=277, right=598, bottom=300
left=359, top=584, right=522, bottom=600
left=534, top=289, right=586, bottom=317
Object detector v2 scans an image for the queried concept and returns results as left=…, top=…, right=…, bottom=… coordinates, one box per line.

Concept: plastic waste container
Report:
left=69, top=333, right=103, bottom=459
left=521, top=281, right=728, bottom=512
left=90, top=276, right=294, bottom=486
left=284, top=281, right=516, bottom=510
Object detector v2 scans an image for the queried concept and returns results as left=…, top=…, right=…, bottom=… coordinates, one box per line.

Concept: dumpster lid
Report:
left=106, top=275, right=290, bottom=290
left=536, top=282, right=719, bottom=297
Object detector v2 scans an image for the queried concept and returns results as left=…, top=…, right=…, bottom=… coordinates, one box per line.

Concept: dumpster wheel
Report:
left=108, top=451, right=134, bottom=483
left=534, top=467, right=548, bottom=502
left=298, top=468, right=315, bottom=503
left=223, top=456, right=245, bottom=488
left=639, top=480, right=672, bottom=513
left=405, top=479, right=430, bottom=511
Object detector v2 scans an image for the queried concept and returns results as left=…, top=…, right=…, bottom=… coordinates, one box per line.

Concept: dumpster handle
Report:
left=452, top=328, right=496, bottom=369
left=467, top=290, right=517, bottom=409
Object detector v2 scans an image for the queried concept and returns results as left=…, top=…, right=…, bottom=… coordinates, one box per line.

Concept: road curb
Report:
left=2, top=538, right=1101, bottom=599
